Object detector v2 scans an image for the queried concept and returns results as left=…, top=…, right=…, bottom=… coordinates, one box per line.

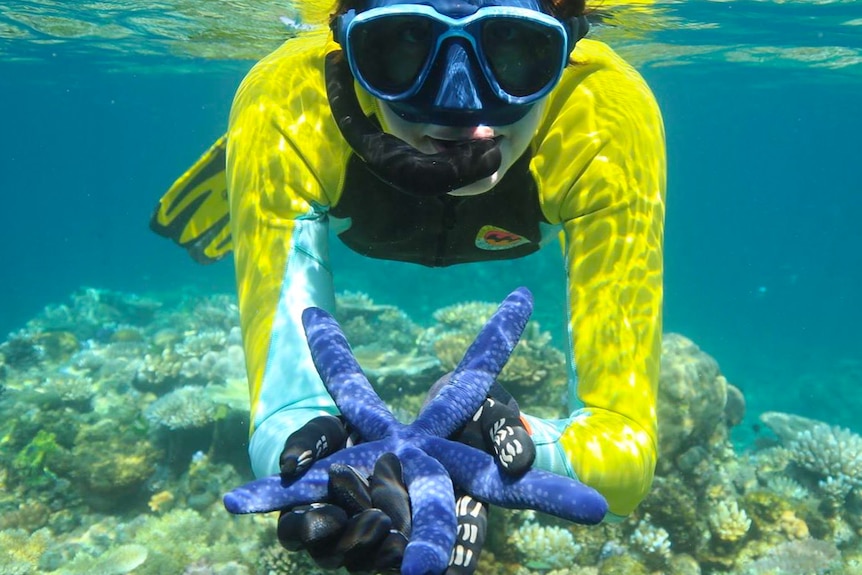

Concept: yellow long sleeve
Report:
left=535, top=39, right=665, bottom=515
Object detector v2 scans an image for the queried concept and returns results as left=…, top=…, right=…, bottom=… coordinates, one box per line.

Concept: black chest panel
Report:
left=330, top=150, right=548, bottom=267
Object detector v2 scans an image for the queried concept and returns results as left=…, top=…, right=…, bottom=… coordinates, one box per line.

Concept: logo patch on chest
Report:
left=475, top=225, right=531, bottom=250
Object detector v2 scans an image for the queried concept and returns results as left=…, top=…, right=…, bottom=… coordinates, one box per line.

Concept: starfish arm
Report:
left=223, top=441, right=385, bottom=514
left=223, top=469, right=329, bottom=515
left=397, top=446, right=457, bottom=575
left=413, top=287, right=534, bottom=438
left=425, top=438, right=608, bottom=525
left=302, top=307, right=402, bottom=441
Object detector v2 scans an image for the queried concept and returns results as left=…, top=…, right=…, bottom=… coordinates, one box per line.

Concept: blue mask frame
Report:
left=332, top=0, right=588, bottom=125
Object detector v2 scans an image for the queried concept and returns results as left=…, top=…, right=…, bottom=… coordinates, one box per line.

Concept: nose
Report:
left=433, top=42, right=482, bottom=111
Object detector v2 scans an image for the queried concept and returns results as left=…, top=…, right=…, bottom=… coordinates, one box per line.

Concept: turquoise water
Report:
left=2, top=0, right=860, bottom=434
left=0, top=1, right=861, bottom=572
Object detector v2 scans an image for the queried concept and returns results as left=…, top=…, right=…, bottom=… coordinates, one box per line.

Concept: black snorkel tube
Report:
left=325, top=51, right=502, bottom=197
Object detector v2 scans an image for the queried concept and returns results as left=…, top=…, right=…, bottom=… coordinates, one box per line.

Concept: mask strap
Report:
left=566, top=15, right=589, bottom=54
left=325, top=51, right=502, bottom=197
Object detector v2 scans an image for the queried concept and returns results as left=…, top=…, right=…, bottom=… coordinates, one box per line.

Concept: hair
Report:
left=329, top=0, right=588, bottom=24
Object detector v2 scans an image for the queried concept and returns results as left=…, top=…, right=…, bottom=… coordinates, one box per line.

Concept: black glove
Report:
left=447, top=492, right=487, bottom=575
left=278, top=452, right=488, bottom=575
left=275, top=377, right=536, bottom=575
left=279, top=418, right=407, bottom=572
left=425, top=376, right=534, bottom=573
left=279, top=415, right=351, bottom=477
left=277, top=452, right=410, bottom=573
left=454, top=383, right=536, bottom=476
left=428, top=375, right=536, bottom=476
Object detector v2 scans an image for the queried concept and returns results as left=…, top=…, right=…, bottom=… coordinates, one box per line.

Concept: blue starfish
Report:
left=224, top=287, right=607, bottom=575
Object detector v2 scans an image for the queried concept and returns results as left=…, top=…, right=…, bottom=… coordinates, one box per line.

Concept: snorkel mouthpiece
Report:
left=325, top=52, right=502, bottom=196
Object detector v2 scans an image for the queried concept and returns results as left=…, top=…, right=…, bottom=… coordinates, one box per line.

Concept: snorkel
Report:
left=325, top=52, right=502, bottom=196
left=326, top=0, right=587, bottom=196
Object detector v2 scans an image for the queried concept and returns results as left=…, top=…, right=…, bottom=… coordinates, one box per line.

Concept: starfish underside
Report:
left=224, top=287, right=607, bottom=575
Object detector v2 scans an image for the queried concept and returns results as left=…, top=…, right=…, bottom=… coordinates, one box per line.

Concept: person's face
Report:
left=379, top=99, right=547, bottom=196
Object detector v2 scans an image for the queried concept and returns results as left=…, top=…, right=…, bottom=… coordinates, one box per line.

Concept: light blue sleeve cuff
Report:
left=249, top=403, right=340, bottom=478
left=521, top=414, right=576, bottom=478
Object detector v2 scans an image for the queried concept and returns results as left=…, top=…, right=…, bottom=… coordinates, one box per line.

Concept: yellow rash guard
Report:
left=225, top=33, right=665, bottom=518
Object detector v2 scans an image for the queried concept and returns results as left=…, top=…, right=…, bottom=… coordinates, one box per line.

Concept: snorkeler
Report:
left=151, top=0, right=666, bottom=570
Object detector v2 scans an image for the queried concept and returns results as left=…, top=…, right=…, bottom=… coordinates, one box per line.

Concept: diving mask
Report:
left=332, top=0, right=588, bottom=126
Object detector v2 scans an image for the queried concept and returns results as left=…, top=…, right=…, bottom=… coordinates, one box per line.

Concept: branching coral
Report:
left=257, top=545, right=329, bottom=575
left=179, top=345, right=247, bottom=385
left=350, top=344, right=442, bottom=397
left=638, top=474, right=704, bottom=555
left=145, top=386, right=222, bottom=430
left=510, top=520, right=581, bottom=570
left=186, top=295, right=240, bottom=332
left=30, top=288, right=161, bottom=339
left=176, top=330, right=228, bottom=357
left=754, top=447, right=793, bottom=477
left=788, top=423, right=862, bottom=506
left=0, top=527, right=52, bottom=573
left=180, top=294, right=239, bottom=332
left=764, top=476, right=808, bottom=501
left=708, top=499, right=751, bottom=543
left=432, top=301, right=497, bottom=331
left=136, top=336, right=246, bottom=393
left=133, top=349, right=188, bottom=393
left=630, top=514, right=671, bottom=560
left=21, top=374, right=96, bottom=409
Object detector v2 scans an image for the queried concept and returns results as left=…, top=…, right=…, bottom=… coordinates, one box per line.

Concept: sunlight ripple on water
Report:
left=0, top=0, right=861, bottom=76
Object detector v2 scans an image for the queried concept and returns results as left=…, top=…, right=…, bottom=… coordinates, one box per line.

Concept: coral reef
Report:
left=28, top=288, right=162, bottom=340
left=764, top=476, right=808, bottom=500
left=333, top=291, right=441, bottom=399
left=335, top=290, right=423, bottom=353
left=425, top=299, right=567, bottom=412
left=126, top=508, right=259, bottom=574
left=68, top=419, right=163, bottom=508
left=1, top=287, right=861, bottom=574
left=351, top=343, right=442, bottom=398
left=656, top=334, right=741, bottom=473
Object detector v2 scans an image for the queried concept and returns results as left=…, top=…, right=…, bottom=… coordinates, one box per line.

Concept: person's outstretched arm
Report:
left=527, top=39, right=666, bottom=518
left=226, top=37, right=354, bottom=478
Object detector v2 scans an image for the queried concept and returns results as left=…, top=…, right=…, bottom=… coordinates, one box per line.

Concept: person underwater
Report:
left=151, top=0, right=666, bottom=569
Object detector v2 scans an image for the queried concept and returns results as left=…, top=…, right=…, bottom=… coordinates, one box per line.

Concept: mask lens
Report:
left=481, top=18, right=563, bottom=97
left=351, top=16, right=434, bottom=94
